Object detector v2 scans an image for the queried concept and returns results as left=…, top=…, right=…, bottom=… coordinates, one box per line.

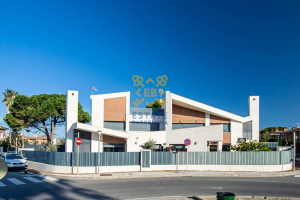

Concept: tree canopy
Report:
left=4, top=93, right=91, bottom=144
left=146, top=99, right=162, bottom=109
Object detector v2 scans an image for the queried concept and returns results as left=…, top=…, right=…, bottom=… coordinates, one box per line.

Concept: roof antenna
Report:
left=92, top=87, right=98, bottom=95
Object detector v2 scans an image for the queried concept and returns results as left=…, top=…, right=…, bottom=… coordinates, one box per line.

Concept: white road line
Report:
left=7, top=178, right=26, bottom=185
left=0, top=181, right=6, bottom=187
left=23, top=177, right=43, bottom=183
left=294, top=175, right=300, bottom=177
left=38, top=175, right=58, bottom=182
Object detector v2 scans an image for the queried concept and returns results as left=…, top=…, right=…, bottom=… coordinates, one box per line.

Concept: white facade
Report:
left=65, top=90, right=260, bottom=152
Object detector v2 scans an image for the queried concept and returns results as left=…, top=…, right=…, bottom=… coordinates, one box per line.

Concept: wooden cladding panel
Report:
left=172, top=104, right=205, bottom=123
left=104, top=97, right=126, bottom=122
left=103, top=135, right=126, bottom=144
left=223, top=132, right=231, bottom=145
left=210, top=114, right=230, bottom=124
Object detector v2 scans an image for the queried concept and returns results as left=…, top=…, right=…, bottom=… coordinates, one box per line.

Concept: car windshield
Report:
left=6, top=154, right=23, bottom=160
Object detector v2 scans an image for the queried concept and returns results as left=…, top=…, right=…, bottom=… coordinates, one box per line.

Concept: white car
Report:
left=1, top=153, right=27, bottom=171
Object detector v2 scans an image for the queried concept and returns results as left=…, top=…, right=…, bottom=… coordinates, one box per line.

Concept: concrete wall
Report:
left=28, top=161, right=292, bottom=174
left=249, top=96, right=260, bottom=141
left=90, top=92, right=130, bottom=130
left=126, top=131, right=166, bottom=152
left=231, top=120, right=243, bottom=146
left=166, top=125, right=223, bottom=152
left=150, top=163, right=292, bottom=172
left=27, top=161, right=140, bottom=174
left=65, top=91, right=78, bottom=152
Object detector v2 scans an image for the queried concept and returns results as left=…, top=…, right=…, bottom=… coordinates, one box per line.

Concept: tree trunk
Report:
left=42, top=121, right=51, bottom=143
left=50, top=120, right=56, bottom=145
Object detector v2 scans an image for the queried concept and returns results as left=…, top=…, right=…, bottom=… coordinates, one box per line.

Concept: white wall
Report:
left=165, top=91, right=172, bottom=132
left=167, top=125, right=223, bottom=152
left=28, top=161, right=292, bottom=174
left=126, top=131, right=166, bottom=152
left=249, top=96, right=260, bottom=141
left=65, top=91, right=78, bottom=152
left=231, top=120, right=243, bottom=146
left=90, top=92, right=130, bottom=128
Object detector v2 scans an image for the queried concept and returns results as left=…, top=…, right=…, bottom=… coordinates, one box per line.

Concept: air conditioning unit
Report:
left=238, top=138, right=246, bottom=142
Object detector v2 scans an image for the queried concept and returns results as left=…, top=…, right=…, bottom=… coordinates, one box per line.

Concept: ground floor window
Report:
left=73, top=131, right=91, bottom=152
left=207, top=141, right=218, bottom=152
left=170, top=144, right=187, bottom=152
left=103, top=144, right=125, bottom=152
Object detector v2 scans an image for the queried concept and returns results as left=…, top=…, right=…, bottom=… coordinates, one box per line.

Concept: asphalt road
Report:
left=0, top=172, right=300, bottom=200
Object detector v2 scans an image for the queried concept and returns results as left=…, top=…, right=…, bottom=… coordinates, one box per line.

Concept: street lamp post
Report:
left=293, top=131, right=296, bottom=172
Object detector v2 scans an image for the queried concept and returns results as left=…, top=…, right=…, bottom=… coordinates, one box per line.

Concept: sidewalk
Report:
left=28, top=169, right=300, bottom=180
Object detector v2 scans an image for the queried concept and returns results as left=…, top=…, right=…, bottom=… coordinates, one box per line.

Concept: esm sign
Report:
left=76, top=138, right=82, bottom=146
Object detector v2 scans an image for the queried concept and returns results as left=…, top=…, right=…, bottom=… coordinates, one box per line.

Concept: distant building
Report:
left=24, top=134, right=47, bottom=145
left=279, top=127, right=300, bottom=142
left=260, top=127, right=288, bottom=140
left=0, top=126, right=8, bottom=140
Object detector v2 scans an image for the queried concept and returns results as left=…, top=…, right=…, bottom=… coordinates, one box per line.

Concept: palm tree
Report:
left=2, top=89, right=18, bottom=145
left=2, top=89, right=18, bottom=113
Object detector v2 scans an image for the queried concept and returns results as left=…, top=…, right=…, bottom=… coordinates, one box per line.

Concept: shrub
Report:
left=140, top=138, right=156, bottom=151
left=230, top=140, right=272, bottom=151
left=38, top=145, right=46, bottom=151
left=46, top=144, right=57, bottom=152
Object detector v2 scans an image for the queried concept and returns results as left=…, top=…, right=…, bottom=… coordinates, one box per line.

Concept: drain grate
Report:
left=100, top=173, right=112, bottom=176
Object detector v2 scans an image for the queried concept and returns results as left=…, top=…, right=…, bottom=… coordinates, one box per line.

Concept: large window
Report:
left=129, top=122, right=160, bottom=131
left=104, top=122, right=125, bottom=131
left=103, top=144, right=125, bottom=152
left=172, top=123, right=204, bottom=130
left=210, top=124, right=231, bottom=132
left=243, top=121, right=252, bottom=140
left=73, top=131, right=91, bottom=152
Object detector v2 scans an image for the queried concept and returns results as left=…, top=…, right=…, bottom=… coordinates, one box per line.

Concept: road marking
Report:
left=0, top=181, right=6, bottom=187
left=294, top=175, right=300, bottom=177
left=126, top=196, right=185, bottom=200
left=23, top=177, right=43, bottom=183
left=7, top=178, right=26, bottom=185
left=211, top=187, right=223, bottom=189
left=38, top=175, right=58, bottom=182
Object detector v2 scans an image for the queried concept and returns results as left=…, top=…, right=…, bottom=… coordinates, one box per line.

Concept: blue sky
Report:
left=0, top=1, right=299, bottom=139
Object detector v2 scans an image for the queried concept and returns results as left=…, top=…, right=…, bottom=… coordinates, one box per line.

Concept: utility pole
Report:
left=22, top=125, right=24, bottom=148
left=9, top=128, right=11, bottom=146
left=15, top=137, right=18, bottom=153
left=294, top=131, right=296, bottom=172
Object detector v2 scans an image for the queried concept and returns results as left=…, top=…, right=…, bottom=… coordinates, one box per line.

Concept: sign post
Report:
left=76, top=133, right=81, bottom=175
left=184, top=139, right=191, bottom=172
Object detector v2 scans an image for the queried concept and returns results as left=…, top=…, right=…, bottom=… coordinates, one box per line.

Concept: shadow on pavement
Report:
left=0, top=176, right=116, bottom=200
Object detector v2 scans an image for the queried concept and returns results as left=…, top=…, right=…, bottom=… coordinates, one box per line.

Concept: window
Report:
left=172, top=123, right=204, bottom=130
left=129, top=122, right=160, bottom=131
left=210, top=124, right=231, bottom=132
left=73, top=131, right=91, bottom=152
left=243, top=121, right=252, bottom=140
left=104, top=122, right=125, bottom=131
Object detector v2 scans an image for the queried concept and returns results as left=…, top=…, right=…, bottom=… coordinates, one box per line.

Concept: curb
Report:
left=193, top=196, right=300, bottom=200
left=28, top=170, right=300, bottom=180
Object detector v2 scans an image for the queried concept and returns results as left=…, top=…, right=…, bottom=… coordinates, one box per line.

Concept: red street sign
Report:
left=184, top=138, right=191, bottom=146
left=76, top=138, right=82, bottom=146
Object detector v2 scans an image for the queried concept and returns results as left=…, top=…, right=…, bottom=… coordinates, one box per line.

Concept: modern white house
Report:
left=65, top=90, right=259, bottom=153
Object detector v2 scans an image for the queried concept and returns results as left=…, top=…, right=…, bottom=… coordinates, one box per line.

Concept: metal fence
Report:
left=22, top=151, right=140, bottom=167
left=151, top=150, right=292, bottom=165
left=263, top=142, right=279, bottom=149
left=22, top=150, right=292, bottom=167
